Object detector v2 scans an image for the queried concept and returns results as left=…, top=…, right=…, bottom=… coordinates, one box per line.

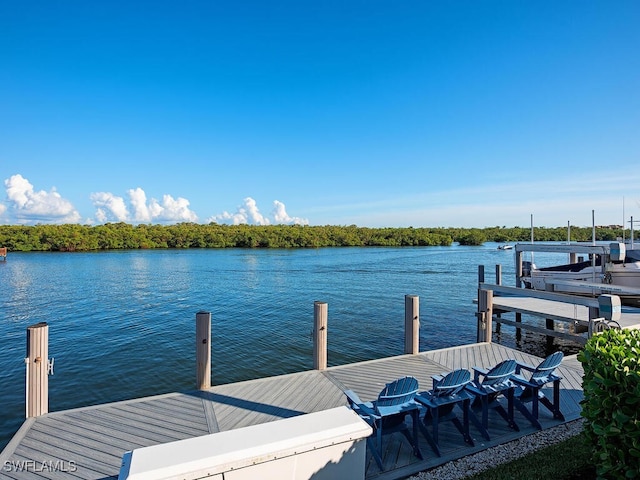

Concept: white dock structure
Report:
left=477, top=241, right=640, bottom=346
left=477, top=283, right=640, bottom=345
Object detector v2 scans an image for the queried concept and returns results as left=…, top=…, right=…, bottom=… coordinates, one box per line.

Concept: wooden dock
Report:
left=477, top=281, right=640, bottom=345
left=0, top=342, right=584, bottom=480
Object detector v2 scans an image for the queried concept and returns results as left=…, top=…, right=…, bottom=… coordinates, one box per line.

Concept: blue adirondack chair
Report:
left=414, top=368, right=474, bottom=456
left=344, top=376, right=422, bottom=470
left=465, top=359, right=519, bottom=440
left=512, top=351, right=565, bottom=429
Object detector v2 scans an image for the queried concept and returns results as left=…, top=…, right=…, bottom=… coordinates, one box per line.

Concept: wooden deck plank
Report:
left=137, top=394, right=208, bottom=421
left=25, top=424, right=123, bottom=467
left=3, top=452, right=88, bottom=480
left=31, top=415, right=146, bottom=453
left=65, top=409, right=187, bottom=444
left=98, top=404, right=207, bottom=438
left=58, top=409, right=169, bottom=446
left=203, top=370, right=345, bottom=432
left=113, top=400, right=208, bottom=432
left=14, top=434, right=116, bottom=478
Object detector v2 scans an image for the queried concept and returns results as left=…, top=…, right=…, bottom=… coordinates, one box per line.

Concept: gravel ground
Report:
left=408, top=419, right=585, bottom=480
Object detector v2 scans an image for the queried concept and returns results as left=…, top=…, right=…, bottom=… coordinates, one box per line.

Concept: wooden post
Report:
left=545, top=317, right=555, bottom=350
left=515, top=250, right=523, bottom=287
left=478, top=265, right=485, bottom=284
left=495, top=264, right=502, bottom=333
left=196, top=311, right=211, bottom=390
left=404, top=295, right=419, bottom=354
left=26, top=322, right=49, bottom=417
left=477, top=289, right=493, bottom=343
left=313, top=301, right=328, bottom=370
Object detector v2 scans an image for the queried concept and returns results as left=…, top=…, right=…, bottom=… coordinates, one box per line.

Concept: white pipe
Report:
left=530, top=214, right=534, bottom=264
left=623, top=197, right=626, bottom=243
left=591, top=210, right=597, bottom=285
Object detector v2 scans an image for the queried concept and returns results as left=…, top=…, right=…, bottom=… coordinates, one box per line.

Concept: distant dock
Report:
left=476, top=254, right=640, bottom=347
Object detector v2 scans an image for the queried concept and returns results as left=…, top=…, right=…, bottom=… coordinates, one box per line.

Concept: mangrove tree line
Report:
left=0, top=223, right=632, bottom=252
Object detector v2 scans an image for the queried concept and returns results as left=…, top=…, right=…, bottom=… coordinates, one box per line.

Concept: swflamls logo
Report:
left=3, top=460, right=77, bottom=472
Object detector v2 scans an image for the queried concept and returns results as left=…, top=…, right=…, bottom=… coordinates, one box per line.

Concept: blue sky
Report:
left=1, top=1, right=639, bottom=228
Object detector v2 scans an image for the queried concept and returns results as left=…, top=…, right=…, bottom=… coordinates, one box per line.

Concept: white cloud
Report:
left=272, top=200, right=309, bottom=225
left=3, top=174, right=81, bottom=224
left=1, top=174, right=305, bottom=226
left=148, top=194, right=198, bottom=223
left=90, top=192, right=129, bottom=222
left=89, top=187, right=198, bottom=224
left=210, top=197, right=269, bottom=225
left=210, top=197, right=309, bottom=225
left=128, top=187, right=152, bottom=222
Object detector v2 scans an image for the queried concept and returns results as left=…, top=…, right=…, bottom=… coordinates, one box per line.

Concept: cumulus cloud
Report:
left=272, top=200, right=308, bottom=225
left=3, top=174, right=81, bottom=224
left=128, top=187, right=152, bottom=222
left=148, top=194, right=198, bottom=223
left=90, top=187, right=198, bottom=224
left=210, top=197, right=308, bottom=225
left=1, top=174, right=306, bottom=226
left=90, top=192, right=129, bottom=222
left=210, top=197, right=269, bottom=225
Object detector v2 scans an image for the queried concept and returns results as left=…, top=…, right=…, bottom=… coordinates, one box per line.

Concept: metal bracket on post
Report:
left=476, top=311, right=488, bottom=342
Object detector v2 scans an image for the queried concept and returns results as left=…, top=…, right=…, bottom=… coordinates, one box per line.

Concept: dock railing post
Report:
left=404, top=295, right=419, bottom=354
left=196, top=311, right=211, bottom=390
left=477, top=289, right=493, bottom=343
left=26, top=322, right=50, bottom=417
left=313, top=301, right=328, bottom=370
left=495, top=265, right=502, bottom=333
left=478, top=265, right=485, bottom=284
left=515, top=250, right=523, bottom=288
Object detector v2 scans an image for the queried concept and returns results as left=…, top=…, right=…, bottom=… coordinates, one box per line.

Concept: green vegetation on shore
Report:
left=466, top=433, right=594, bottom=479
left=0, top=223, right=631, bottom=252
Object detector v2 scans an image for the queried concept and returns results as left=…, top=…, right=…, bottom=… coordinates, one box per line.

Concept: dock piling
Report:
left=196, top=311, right=211, bottom=390
left=477, top=289, right=493, bottom=343
left=313, top=301, right=328, bottom=370
left=404, top=295, right=420, bottom=354
left=26, top=322, right=49, bottom=417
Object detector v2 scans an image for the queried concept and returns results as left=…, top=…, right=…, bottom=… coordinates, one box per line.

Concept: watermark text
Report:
left=3, top=459, right=77, bottom=473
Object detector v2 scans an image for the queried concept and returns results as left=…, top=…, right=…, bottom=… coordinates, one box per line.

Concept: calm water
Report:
left=0, top=244, right=579, bottom=450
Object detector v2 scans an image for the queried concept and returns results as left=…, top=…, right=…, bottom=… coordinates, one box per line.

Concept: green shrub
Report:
left=578, top=329, right=640, bottom=479
left=457, top=230, right=486, bottom=246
